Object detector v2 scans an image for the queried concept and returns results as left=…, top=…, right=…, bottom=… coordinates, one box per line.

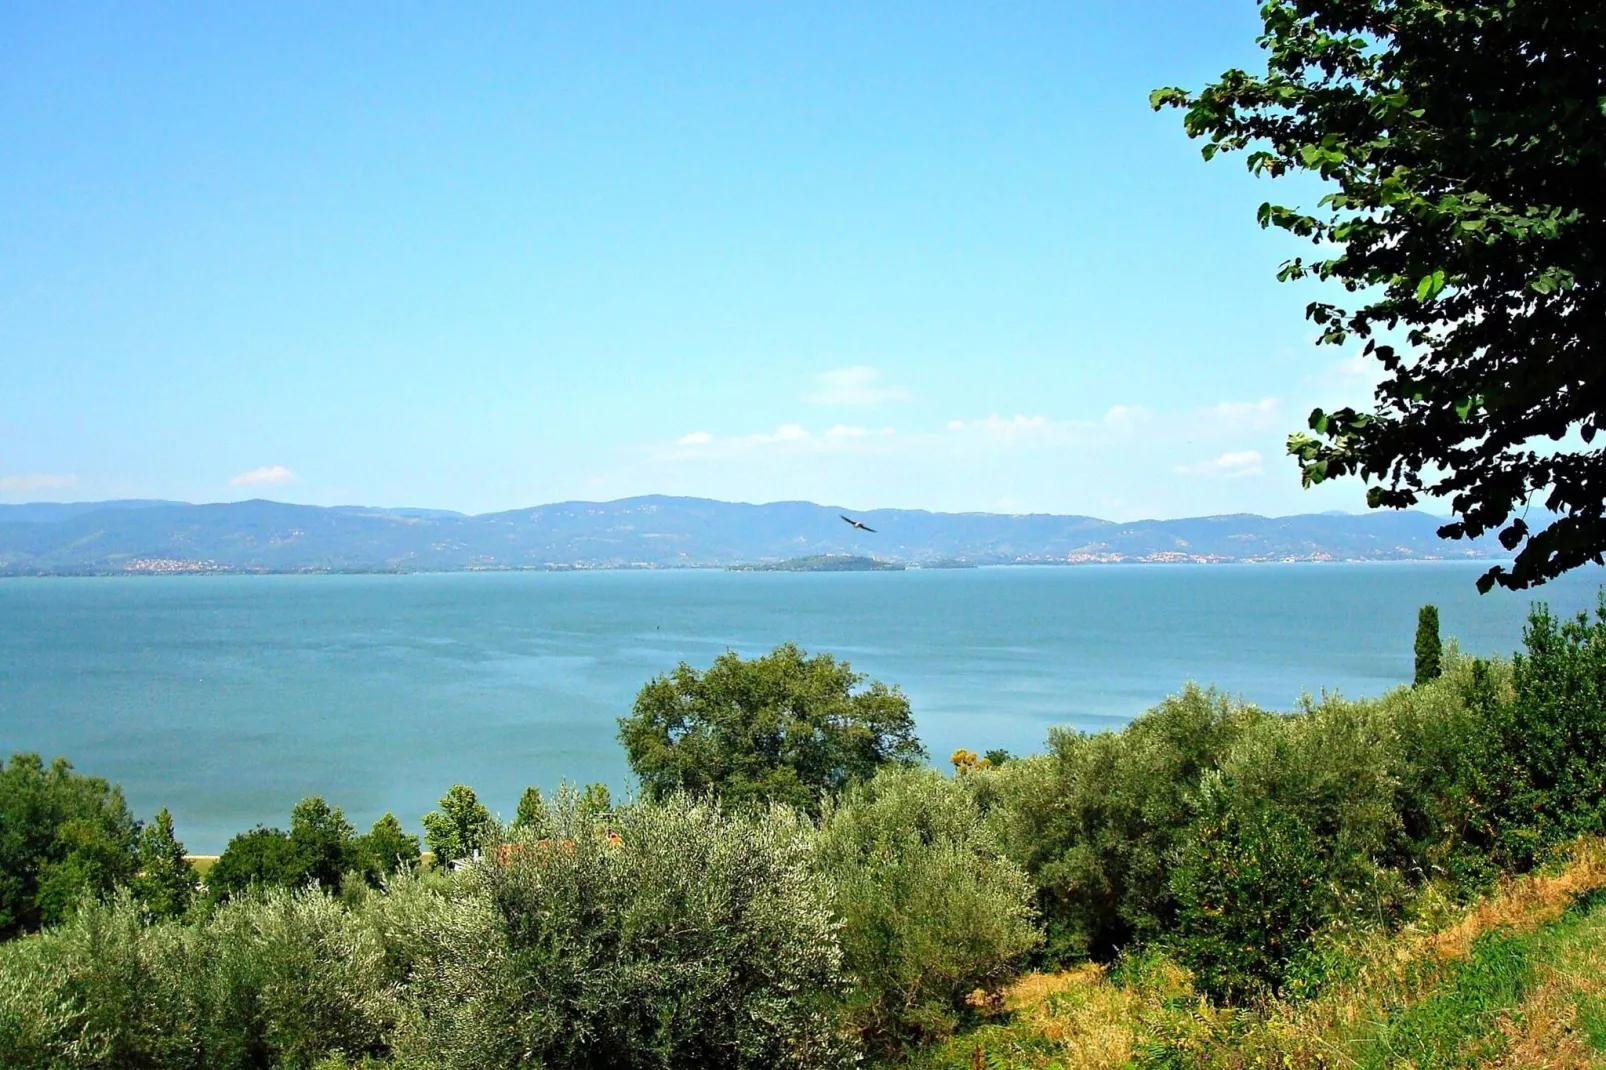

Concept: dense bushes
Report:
left=0, top=794, right=855, bottom=1070
left=972, top=686, right=1256, bottom=963
left=8, top=599, right=1606, bottom=1063
left=399, top=790, right=852, bottom=1070
left=0, top=888, right=394, bottom=1069
left=960, top=600, right=1606, bottom=1001
left=817, top=768, right=1038, bottom=1051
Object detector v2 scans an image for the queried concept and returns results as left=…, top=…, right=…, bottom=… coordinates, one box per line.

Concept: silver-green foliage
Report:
left=390, top=788, right=854, bottom=1070
left=0, top=887, right=393, bottom=1069
left=816, top=767, right=1040, bottom=1051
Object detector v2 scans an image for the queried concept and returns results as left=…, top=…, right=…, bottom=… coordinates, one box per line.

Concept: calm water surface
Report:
left=2, top=563, right=1600, bottom=851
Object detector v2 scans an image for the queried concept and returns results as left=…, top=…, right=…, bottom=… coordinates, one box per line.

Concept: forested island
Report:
left=728, top=554, right=904, bottom=572
left=7, top=601, right=1606, bottom=1067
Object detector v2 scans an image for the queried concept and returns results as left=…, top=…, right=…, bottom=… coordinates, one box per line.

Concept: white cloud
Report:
left=656, top=422, right=901, bottom=461
left=229, top=465, right=297, bottom=487
left=0, top=472, right=77, bottom=493
left=945, top=414, right=1057, bottom=445
left=1101, top=404, right=1149, bottom=432
left=804, top=366, right=909, bottom=406
left=1210, top=397, right=1279, bottom=420
left=826, top=424, right=894, bottom=438
left=943, top=406, right=1147, bottom=447
left=1176, top=450, right=1264, bottom=478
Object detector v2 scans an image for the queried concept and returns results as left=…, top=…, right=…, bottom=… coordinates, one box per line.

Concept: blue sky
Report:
left=1, top=2, right=1381, bottom=519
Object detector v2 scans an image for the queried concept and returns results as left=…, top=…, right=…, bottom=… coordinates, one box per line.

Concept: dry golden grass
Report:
left=924, top=839, right=1606, bottom=1070
left=1427, top=839, right=1606, bottom=962
left=1003, top=964, right=1142, bottom=1069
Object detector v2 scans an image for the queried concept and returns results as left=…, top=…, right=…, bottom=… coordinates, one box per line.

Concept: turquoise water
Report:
left=1, top=563, right=1600, bottom=852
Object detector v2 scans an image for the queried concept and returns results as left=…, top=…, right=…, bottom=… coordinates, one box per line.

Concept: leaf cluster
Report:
left=1155, top=0, right=1606, bottom=589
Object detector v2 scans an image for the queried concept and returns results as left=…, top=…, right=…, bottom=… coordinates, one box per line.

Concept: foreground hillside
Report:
left=907, top=839, right=1606, bottom=1068
left=0, top=495, right=1506, bottom=572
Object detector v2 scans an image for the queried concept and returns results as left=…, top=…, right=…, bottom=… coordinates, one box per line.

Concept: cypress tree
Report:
left=1414, top=604, right=1443, bottom=685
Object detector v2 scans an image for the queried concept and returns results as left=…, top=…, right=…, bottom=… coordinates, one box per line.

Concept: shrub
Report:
left=392, top=789, right=854, bottom=1070
left=816, top=766, right=1039, bottom=1051
left=0, top=888, right=394, bottom=1069
left=1169, top=776, right=1334, bottom=1001
left=974, top=686, right=1257, bottom=963
left=1469, top=600, right=1606, bottom=870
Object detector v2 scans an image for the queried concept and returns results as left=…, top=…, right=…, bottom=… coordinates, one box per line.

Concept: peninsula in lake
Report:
left=0, top=495, right=1507, bottom=575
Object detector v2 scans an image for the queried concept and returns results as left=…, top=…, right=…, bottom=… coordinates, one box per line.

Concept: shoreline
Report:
left=0, top=557, right=1514, bottom=579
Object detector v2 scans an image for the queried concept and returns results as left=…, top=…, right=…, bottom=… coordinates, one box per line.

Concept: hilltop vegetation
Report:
left=728, top=554, right=905, bottom=572
left=5, top=596, right=1606, bottom=1066
left=0, top=495, right=1506, bottom=573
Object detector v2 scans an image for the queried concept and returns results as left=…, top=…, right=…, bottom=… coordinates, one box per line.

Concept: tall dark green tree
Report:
left=1153, top=0, right=1606, bottom=591
left=354, top=811, right=421, bottom=884
left=619, top=643, right=925, bottom=813
left=132, top=808, right=198, bottom=919
left=288, top=796, right=357, bottom=889
left=1414, top=604, right=1443, bottom=685
left=512, top=786, right=548, bottom=832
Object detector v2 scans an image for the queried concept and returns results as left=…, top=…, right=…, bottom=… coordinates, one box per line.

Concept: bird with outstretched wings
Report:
left=840, top=515, right=876, bottom=533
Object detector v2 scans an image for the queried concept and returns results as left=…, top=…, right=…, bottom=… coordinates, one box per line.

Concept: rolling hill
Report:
left=0, top=496, right=1505, bottom=574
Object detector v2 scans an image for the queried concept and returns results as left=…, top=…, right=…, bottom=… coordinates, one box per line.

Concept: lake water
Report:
left=2, top=563, right=1601, bottom=852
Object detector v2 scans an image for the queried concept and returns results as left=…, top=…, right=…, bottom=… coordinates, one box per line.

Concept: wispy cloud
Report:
left=944, top=406, right=1148, bottom=447
left=229, top=465, right=297, bottom=487
left=0, top=472, right=77, bottom=493
left=804, top=366, right=909, bottom=406
left=1210, top=397, right=1279, bottom=421
left=661, top=424, right=894, bottom=460
left=1176, top=450, right=1264, bottom=478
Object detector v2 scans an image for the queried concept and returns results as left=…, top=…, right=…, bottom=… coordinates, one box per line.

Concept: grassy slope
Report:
left=901, top=840, right=1606, bottom=1070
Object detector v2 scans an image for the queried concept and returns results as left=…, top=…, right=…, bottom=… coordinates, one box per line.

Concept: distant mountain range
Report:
left=0, top=496, right=1507, bottom=575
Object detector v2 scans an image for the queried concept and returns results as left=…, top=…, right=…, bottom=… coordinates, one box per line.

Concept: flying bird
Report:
left=840, top=515, right=876, bottom=533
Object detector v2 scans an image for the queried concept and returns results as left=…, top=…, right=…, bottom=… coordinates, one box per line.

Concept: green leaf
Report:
left=1415, top=270, right=1446, bottom=301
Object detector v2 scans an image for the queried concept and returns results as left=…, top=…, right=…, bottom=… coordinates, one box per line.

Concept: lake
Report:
left=2, top=563, right=1600, bottom=852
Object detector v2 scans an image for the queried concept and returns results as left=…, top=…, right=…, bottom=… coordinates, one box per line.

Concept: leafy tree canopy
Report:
left=1154, top=0, right=1606, bottom=590
left=354, top=811, right=421, bottom=884
left=618, top=643, right=926, bottom=813
left=0, top=753, right=138, bottom=937
left=288, top=796, right=357, bottom=890
left=421, top=784, right=496, bottom=865
left=205, top=825, right=302, bottom=903
left=132, top=808, right=198, bottom=920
